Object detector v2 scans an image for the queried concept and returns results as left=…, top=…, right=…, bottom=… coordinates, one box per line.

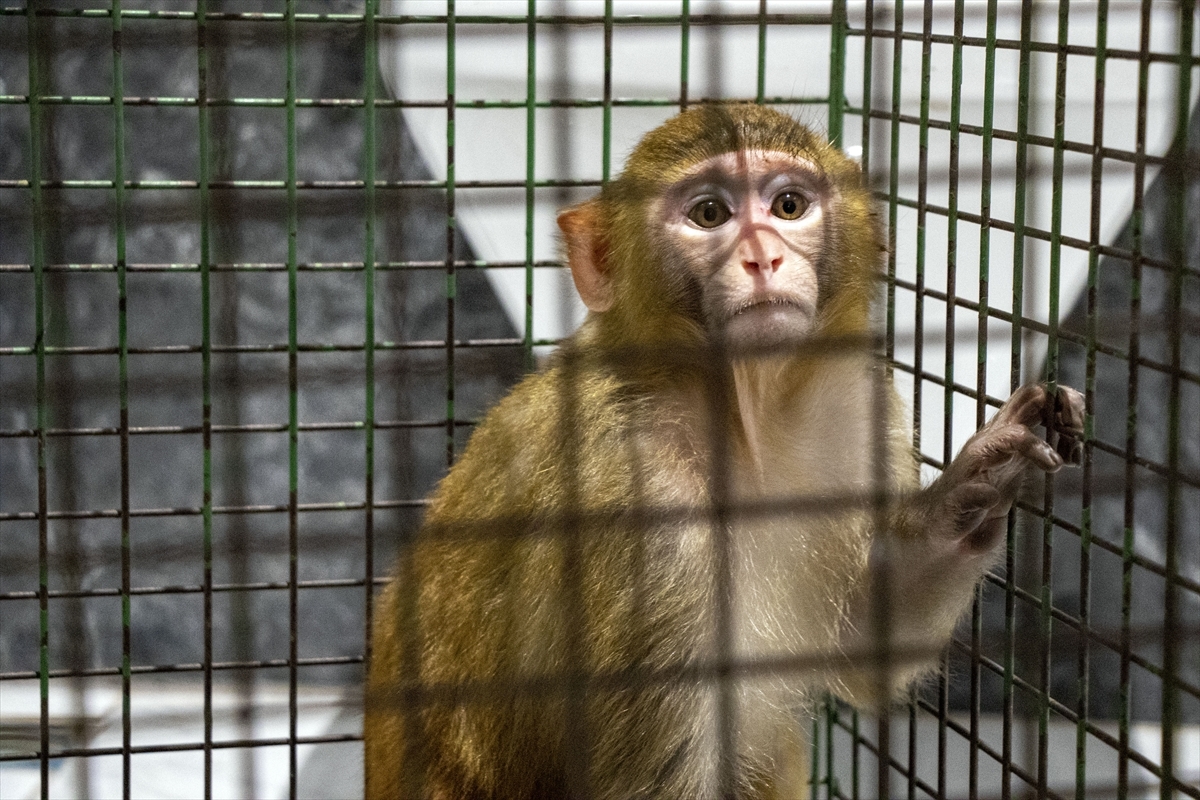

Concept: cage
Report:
left=0, top=1, right=1197, bottom=799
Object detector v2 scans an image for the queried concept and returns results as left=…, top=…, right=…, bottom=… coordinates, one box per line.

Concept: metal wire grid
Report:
left=845, top=4, right=1197, bottom=799
left=0, top=1, right=1196, bottom=799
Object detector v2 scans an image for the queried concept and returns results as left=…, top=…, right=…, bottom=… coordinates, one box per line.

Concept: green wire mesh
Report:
left=0, top=2, right=1196, bottom=799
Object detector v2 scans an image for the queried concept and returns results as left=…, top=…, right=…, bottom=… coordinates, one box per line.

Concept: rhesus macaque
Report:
left=365, top=104, right=1084, bottom=799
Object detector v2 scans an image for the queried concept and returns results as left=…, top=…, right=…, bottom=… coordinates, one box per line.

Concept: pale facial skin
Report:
left=655, top=150, right=831, bottom=351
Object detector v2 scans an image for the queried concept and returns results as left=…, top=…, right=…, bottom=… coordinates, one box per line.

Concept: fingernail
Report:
left=1042, top=441, right=1064, bottom=471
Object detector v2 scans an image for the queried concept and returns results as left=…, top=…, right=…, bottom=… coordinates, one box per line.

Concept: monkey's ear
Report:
left=557, top=201, right=613, bottom=312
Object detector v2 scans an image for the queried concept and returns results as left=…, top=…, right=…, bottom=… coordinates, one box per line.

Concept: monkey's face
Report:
left=653, top=149, right=830, bottom=354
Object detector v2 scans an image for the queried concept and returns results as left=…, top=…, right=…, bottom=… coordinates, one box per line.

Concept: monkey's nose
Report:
left=742, top=253, right=784, bottom=277
left=738, top=224, right=785, bottom=277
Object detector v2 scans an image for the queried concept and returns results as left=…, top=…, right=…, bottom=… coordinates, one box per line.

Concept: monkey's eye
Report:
left=687, top=199, right=732, bottom=228
left=771, top=191, right=809, bottom=221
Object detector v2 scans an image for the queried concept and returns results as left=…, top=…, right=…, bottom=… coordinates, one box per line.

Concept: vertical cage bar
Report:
left=1161, top=5, right=1194, bottom=797
left=25, top=3, right=50, bottom=797
left=284, top=0, right=300, bottom=794
left=971, top=4, right=1000, bottom=796
left=944, top=0, right=964, bottom=521
left=855, top=2, right=876, bottom=787
left=195, top=0, right=215, bottom=795
left=679, top=0, right=690, bottom=111
left=939, top=3, right=966, bottom=795
left=828, top=0, right=846, bottom=148
left=913, top=0, right=931, bottom=544
left=824, top=698, right=836, bottom=798
left=755, top=0, right=767, bottom=104
left=445, top=0, right=458, bottom=467
left=602, top=0, right=612, bottom=183
left=850, top=706, right=860, bottom=799
left=885, top=0, right=902, bottom=373
left=705, top=320, right=736, bottom=799
left=869, top=230, right=899, bottom=800
left=859, top=0, right=874, bottom=177
left=696, top=21, right=738, bottom=789
left=1120, top=3, right=1153, bottom=796
left=524, top=0, right=536, bottom=369
left=1037, top=4, right=1073, bottom=796
left=362, top=0, right=379, bottom=674
left=1005, top=3, right=1035, bottom=797
left=856, top=4, right=877, bottom=784
left=1076, top=2, right=1107, bottom=797
left=908, top=673, right=918, bottom=796
left=1010, top=0, right=1032, bottom=400
left=907, top=5, right=935, bottom=787
left=554, top=317, right=589, bottom=791
left=809, top=712, right=819, bottom=799
left=109, top=2, right=133, bottom=796
left=1045, top=0, right=1069, bottom=389
left=877, top=5, right=905, bottom=795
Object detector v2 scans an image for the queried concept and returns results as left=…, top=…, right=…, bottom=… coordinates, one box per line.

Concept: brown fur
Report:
left=364, top=105, right=1083, bottom=799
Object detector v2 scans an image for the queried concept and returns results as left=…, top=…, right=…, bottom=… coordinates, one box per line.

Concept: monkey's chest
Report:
left=724, top=390, right=876, bottom=681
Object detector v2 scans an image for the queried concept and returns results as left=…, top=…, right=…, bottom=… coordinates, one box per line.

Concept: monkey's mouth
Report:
left=721, top=295, right=817, bottom=351
left=729, top=296, right=814, bottom=319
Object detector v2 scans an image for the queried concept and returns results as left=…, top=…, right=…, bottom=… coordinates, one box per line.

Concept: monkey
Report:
left=364, top=104, right=1084, bottom=799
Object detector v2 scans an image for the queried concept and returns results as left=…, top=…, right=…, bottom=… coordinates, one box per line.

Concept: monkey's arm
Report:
left=838, top=383, right=1085, bottom=705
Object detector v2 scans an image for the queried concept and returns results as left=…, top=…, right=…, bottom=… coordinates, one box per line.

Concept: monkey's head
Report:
left=558, top=104, right=882, bottom=362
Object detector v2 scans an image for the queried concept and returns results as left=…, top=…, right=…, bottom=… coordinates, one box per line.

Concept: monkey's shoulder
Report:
left=427, top=361, right=710, bottom=522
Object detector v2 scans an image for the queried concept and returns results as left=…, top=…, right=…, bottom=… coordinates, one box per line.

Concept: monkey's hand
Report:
left=838, top=385, right=1083, bottom=707
left=918, top=383, right=1084, bottom=555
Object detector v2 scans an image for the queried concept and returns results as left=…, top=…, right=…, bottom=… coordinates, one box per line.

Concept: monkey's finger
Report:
left=1048, top=386, right=1085, bottom=465
left=1051, top=387, right=1085, bottom=434
left=955, top=422, right=1053, bottom=476
left=1053, top=431, right=1084, bottom=465
left=1017, top=427, right=1066, bottom=473
left=995, top=384, right=1050, bottom=428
